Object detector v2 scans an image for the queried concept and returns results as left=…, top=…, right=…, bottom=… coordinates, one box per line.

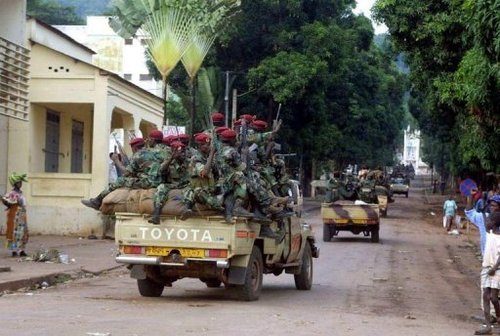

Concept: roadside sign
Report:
left=460, top=178, right=477, bottom=196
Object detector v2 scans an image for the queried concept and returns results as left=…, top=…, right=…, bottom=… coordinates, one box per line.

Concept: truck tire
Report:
left=137, top=277, right=164, bottom=297
left=235, top=245, right=263, bottom=301
left=371, top=225, right=380, bottom=243
left=294, top=243, right=313, bottom=290
left=323, top=224, right=332, bottom=242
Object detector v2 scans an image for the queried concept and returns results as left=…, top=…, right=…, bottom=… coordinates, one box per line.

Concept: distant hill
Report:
left=57, top=0, right=113, bottom=18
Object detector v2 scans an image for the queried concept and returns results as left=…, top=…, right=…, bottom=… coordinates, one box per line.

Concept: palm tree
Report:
left=109, top=0, right=197, bottom=126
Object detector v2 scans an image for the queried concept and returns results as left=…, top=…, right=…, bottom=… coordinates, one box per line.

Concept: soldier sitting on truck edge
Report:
left=149, top=140, right=190, bottom=224
left=81, top=137, right=164, bottom=211
left=180, top=133, right=224, bottom=220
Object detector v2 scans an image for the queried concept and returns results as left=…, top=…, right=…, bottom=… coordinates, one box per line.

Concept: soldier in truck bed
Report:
left=81, top=137, right=165, bottom=211
left=180, top=133, right=224, bottom=220
left=149, top=140, right=190, bottom=224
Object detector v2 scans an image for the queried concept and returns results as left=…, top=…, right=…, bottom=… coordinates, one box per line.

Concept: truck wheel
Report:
left=371, top=225, right=380, bottom=243
left=137, top=277, right=164, bottom=297
left=235, top=246, right=263, bottom=301
left=294, top=243, right=313, bottom=290
left=323, top=224, right=332, bottom=242
left=204, top=279, right=222, bottom=288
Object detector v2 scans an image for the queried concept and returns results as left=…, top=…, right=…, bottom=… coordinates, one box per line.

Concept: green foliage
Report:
left=374, top=0, right=499, bottom=178
left=27, top=0, right=84, bottom=24
left=211, top=0, right=407, bottom=180
left=248, top=51, right=327, bottom=103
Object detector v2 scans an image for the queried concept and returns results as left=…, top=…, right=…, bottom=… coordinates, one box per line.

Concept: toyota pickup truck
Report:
left=114, top=184, right=319, bottom=301
left=321, top=200, right=380, bottom=243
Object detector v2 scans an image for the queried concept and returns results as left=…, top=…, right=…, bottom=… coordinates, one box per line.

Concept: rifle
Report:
left=201, top=120, right=220, bottom=180
left=239, top=118, right=250, bottom=173
left=112, top=132, right=129, bottom=163
left=272, top=103, right=282, bottom=131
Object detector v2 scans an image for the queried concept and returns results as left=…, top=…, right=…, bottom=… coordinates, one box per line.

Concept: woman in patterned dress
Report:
left=2, top=173, right=29, bottom=257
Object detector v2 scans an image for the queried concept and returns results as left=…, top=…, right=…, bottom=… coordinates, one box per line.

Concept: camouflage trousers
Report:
left=222, top=171, right=248, bottom=200
left=99, top=176, right=156, bottom=199
left=246, top=172, right=272, bottom=207
left=183, top=187, right=224, bottom=211
left=153, top=182, right=188, bottom=208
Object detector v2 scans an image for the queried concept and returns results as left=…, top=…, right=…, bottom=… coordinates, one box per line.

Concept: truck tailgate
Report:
left=321, top=202, right=379, bottom=225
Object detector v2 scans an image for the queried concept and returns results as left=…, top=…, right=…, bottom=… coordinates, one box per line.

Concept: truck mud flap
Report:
left=227, top=254, right=251, bottom=285
left=227, top=266, right=247, bottom=285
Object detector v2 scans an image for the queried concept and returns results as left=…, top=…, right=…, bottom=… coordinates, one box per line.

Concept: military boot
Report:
left=223, top=194, right=236, bottom=223
left=265, top=203, right=293, bottom=220
left=252, top=206, right=272, bottom=223
left=259, top=224, right=278, bottom=239
left=81, top=195, right=103, bottom=211
left=232, top=199, right=254, bottom=219
left=180, top=202, right=193, bottom=221
left=148, top=205, right=162, bottom=225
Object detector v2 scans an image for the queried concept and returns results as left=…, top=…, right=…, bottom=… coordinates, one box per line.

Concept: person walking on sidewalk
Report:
left=443, top=194, right=458, bottom=233
left=1, top=173, right=29, bottom=257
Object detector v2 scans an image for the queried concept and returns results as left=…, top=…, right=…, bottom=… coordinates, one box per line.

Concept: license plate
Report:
left=146, top=247, right=204, bottom=258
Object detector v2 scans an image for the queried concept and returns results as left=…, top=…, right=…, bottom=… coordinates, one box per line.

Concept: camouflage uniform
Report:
left=219, top=143, right=247, bottom=200
left=153, top=152, right=190, bottom=209
left=97, top=147, right=164, bottom=199
left=183, top=149, right=223, bottom=211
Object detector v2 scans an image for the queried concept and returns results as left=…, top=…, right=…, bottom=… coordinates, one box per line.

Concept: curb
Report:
left=0, top=265, right=125, bottom=293
left=0, top=271, right=79, bottom=293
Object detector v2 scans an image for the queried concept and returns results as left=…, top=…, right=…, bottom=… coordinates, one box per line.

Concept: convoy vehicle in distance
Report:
left=321, top=200, right=380, bottom=243
left=114, top=181, right=319, bottom=301
left=390, top=177, right=409, bottom=198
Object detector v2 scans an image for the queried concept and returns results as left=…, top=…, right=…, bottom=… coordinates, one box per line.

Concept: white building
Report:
left=54, top=16, right=162, bottom=98
left=402, top=127, right=430, bottom=175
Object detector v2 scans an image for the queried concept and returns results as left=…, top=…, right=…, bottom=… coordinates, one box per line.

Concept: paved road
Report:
left=0, top=176, right=483, bottom=336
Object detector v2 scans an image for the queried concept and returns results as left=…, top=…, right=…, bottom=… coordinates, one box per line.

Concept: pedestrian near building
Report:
left=443, top=194, right=458, bottom=234
left=2, top=173, right=29, bottom=257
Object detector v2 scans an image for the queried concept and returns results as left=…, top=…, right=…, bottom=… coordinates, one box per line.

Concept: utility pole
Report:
left=224, top=71, right=230, bottom=128
left=223, top=70, right=246, bottom=127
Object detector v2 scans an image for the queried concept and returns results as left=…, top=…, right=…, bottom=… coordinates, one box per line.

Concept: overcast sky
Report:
left=354, top=0, right=388, bottom=34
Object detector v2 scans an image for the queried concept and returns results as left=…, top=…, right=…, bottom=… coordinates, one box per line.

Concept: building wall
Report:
left=22, top=40, right=163, bottom=236
left=0, top=0, right=26, bottom=43
left=55, top=17, right=163, bottom=97
left=0, top=0, right=27, bottom=229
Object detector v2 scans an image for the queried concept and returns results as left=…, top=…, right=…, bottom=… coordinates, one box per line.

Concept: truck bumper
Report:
left=116, top=254, right=229, bottom=269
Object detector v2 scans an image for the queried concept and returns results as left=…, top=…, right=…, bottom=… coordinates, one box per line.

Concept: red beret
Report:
left=251, top=120, right=268, bottom=130
left=220, top=129, right=237, bottom=141
left=149, top=129, right=164, bottom=140
left=233, top=119, right=242, bottom=127
left=211, top=112, right=224, bottom=122
left=129, top=137, right=144, bottom=146
left=170, top=141, right=185, bottom=149
left=194, top=133, right=211, bottom=144
left=162, top=135, right=177, bottom=145
left=178, top=133, right=190, bottom=144
left=239, top=114, right=255, bottom=122
left=215, top=126, right=230, bottom=134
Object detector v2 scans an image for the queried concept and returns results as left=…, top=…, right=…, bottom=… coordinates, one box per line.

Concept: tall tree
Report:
left=213, top=0, right=406, bottom=191
left=373, top=0, right=499, bottom=179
